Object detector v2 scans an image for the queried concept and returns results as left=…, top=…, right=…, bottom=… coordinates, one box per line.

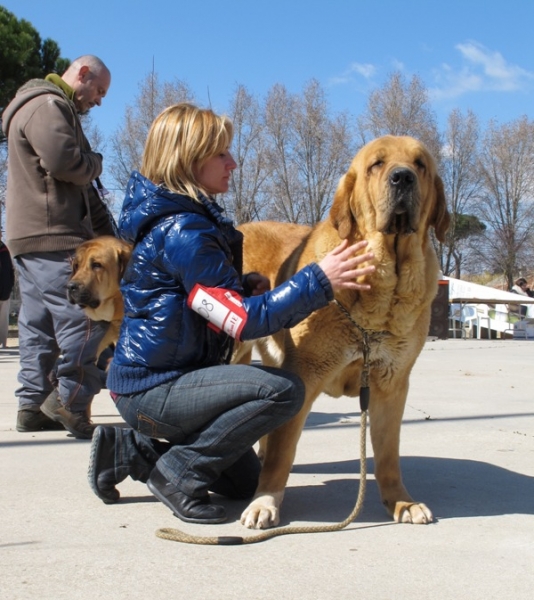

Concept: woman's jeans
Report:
left=115, top=364, right=305, bottom=499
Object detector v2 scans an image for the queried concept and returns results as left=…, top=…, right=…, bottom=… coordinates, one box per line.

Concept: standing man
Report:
left=2, top=55, right=116, bottom=438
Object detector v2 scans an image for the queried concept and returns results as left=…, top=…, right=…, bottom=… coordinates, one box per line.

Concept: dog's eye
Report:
left=414, top=159, right=426, bottom=170
left=71, top=262, right=78, bottom=274
left=91, top=261, right=103, bottom=270
left=370, top=160, right=384, bottom=172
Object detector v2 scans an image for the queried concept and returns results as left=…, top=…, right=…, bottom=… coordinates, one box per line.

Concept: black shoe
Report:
left=16, top=409, right=65, bottom=432
left=147, top=466, right=227, bottom=524
left=88, top=426, right=126, bottom=504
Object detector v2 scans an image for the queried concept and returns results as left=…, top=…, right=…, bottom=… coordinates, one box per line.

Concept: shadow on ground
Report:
left=210, top=456, right=534, bottom=527
left=281, top=456, right=534, bottom=525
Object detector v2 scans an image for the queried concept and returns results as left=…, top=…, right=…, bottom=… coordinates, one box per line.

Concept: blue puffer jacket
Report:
left=107, top=171, right=333, bottom=394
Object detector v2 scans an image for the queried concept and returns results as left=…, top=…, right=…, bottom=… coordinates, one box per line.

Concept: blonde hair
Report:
left=141, top=102, right=233, bottom=201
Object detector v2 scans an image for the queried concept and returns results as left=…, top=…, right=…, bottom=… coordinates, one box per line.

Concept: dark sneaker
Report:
left=16, top=409, right=65, bottom=432
left=147, top=466, right=227, bottom=524
left=88, top=426, right=125, bottom=504
left=40, top=390, right=95, bottom=440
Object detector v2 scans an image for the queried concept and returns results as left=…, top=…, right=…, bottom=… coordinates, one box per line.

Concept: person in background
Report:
left=509, top=277, right=534, bottom=317
left=88, top=102, right=376, bottom=524
left=1, top=55, right=115, bottom=438
left=0, top=239, right=15, bottom=348
left=510, top=277, right=534, bottom=298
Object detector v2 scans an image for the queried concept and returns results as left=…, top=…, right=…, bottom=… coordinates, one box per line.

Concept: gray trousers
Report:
left=14, top=251, right=108, bottom=413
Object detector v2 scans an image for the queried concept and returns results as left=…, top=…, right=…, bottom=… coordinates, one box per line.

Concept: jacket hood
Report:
left=2, top=79, right=67, bottom=137
left=119, top=171, right=219, bottom=243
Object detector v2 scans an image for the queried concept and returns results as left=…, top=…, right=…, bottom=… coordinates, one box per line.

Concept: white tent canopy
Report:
left=444, top=276, right=534, bottom=337
left=444, top=276, right=532, bottom=303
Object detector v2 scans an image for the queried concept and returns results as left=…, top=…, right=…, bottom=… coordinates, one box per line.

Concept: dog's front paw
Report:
left=240, top=492, right=284, bottom=529
left=393, top=501, right=433, bottom=524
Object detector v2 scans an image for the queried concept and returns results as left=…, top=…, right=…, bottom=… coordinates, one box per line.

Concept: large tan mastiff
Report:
left=235, top=135, right=450, bottom=529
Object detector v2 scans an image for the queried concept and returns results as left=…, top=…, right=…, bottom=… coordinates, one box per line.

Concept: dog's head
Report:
left=67, top=236, right=132, bottom=310
left=330, top=135, right=450, bottom=243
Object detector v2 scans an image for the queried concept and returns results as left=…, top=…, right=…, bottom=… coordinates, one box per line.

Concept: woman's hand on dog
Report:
left=319, top=239, right=375, bottom=292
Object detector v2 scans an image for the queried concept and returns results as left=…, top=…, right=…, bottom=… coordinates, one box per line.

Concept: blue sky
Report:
left=3, top=0, right=534, bottom=144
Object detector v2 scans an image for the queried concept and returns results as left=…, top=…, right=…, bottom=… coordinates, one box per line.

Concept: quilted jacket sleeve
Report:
left=166, top=219, right=333, bottom=342
left=239, top=263, right=333, bottom=340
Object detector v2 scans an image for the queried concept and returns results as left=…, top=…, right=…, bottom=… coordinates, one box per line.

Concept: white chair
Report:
left=448, top=303, right=465, bottom=338
left=462, top=305, right=491, bottom=339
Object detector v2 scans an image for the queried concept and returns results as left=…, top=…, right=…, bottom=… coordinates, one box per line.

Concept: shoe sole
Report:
left=41, top=403, right=93, bottom=440
left=88, top=427, right=120, bottom=504
left=16, top=410, right=66, bottom=432
left=147, top=479, right=227, bottom=524
left=16, top=423, right=65, bottom=432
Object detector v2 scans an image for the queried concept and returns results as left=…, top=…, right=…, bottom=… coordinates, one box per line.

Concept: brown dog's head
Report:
left=67, top=236, right=132, bottom=310
left=330, top=135, right=450, bottom=243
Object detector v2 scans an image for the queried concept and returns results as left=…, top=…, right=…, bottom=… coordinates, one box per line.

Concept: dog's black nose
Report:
left=389, top=168, right=415, bottom=188
left=67, top=281, right=79, bottom=293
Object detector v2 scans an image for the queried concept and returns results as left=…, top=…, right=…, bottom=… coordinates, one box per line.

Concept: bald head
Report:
left=62, top=55, right=111, bottom=114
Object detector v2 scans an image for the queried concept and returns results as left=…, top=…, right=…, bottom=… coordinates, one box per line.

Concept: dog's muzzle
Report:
left=382, top=168, right=419, bottom=235
left=66, top=281, right=100, bottom=309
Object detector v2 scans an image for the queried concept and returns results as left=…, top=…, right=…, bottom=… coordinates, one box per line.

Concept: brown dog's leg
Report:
left=240, top=390, right=317, bottom=529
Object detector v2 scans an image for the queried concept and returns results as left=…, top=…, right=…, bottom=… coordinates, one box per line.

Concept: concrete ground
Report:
left=0, top=338, right=533, bottom=600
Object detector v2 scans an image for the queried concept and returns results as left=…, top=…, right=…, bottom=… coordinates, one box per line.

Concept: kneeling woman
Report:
left=88, top=102, right=375, bottom=524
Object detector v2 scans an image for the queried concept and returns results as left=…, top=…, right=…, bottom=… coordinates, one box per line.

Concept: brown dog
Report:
left=67, top=236, right=132, bottom=357
left=235, top=135, right=450, bottom=529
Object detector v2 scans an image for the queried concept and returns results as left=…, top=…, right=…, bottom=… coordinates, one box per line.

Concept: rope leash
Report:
left=155, top=408, right=367, bottom=545
left=155, top=300, right=374, bottom=545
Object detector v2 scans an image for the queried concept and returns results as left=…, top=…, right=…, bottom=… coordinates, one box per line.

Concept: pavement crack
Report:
left=407, top=404, right=432, bottom=420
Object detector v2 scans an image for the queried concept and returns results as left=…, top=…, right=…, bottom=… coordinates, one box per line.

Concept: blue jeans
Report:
left=115, top=364, right=304, bottom=498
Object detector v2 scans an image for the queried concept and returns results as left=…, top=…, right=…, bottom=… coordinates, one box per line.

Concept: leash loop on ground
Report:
left=155, top=409, right=368, bottom=545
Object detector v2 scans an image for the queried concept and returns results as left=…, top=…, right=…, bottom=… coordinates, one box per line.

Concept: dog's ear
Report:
left=430, top=174, right=450, bottom=243
left=117, top=245, right=132, bottom=279
left=329, top=171, right=356, bottom=240
left=70, top=246, right=87, bottom=276
left=70, top=254, right=79, bottom=275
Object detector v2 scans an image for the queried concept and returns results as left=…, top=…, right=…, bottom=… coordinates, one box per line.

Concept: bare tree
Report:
left=74, top=114, right=123, bottom=218
left=263, top=83, right=301, bottom=222
left=263, top=80, right=354, bottom=225
left=357, top=71, right=442, bottom=163
left=293, top=80, right=355, bottom=224
left=109, top=71, right=195, bottom=191
left=473, top=116, right=534, bottom=288
left=224, top=85, right=268, bottom=224
left=81, top=114, right=106, bottom=154
left=440, top=109, right=485, bottom=277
